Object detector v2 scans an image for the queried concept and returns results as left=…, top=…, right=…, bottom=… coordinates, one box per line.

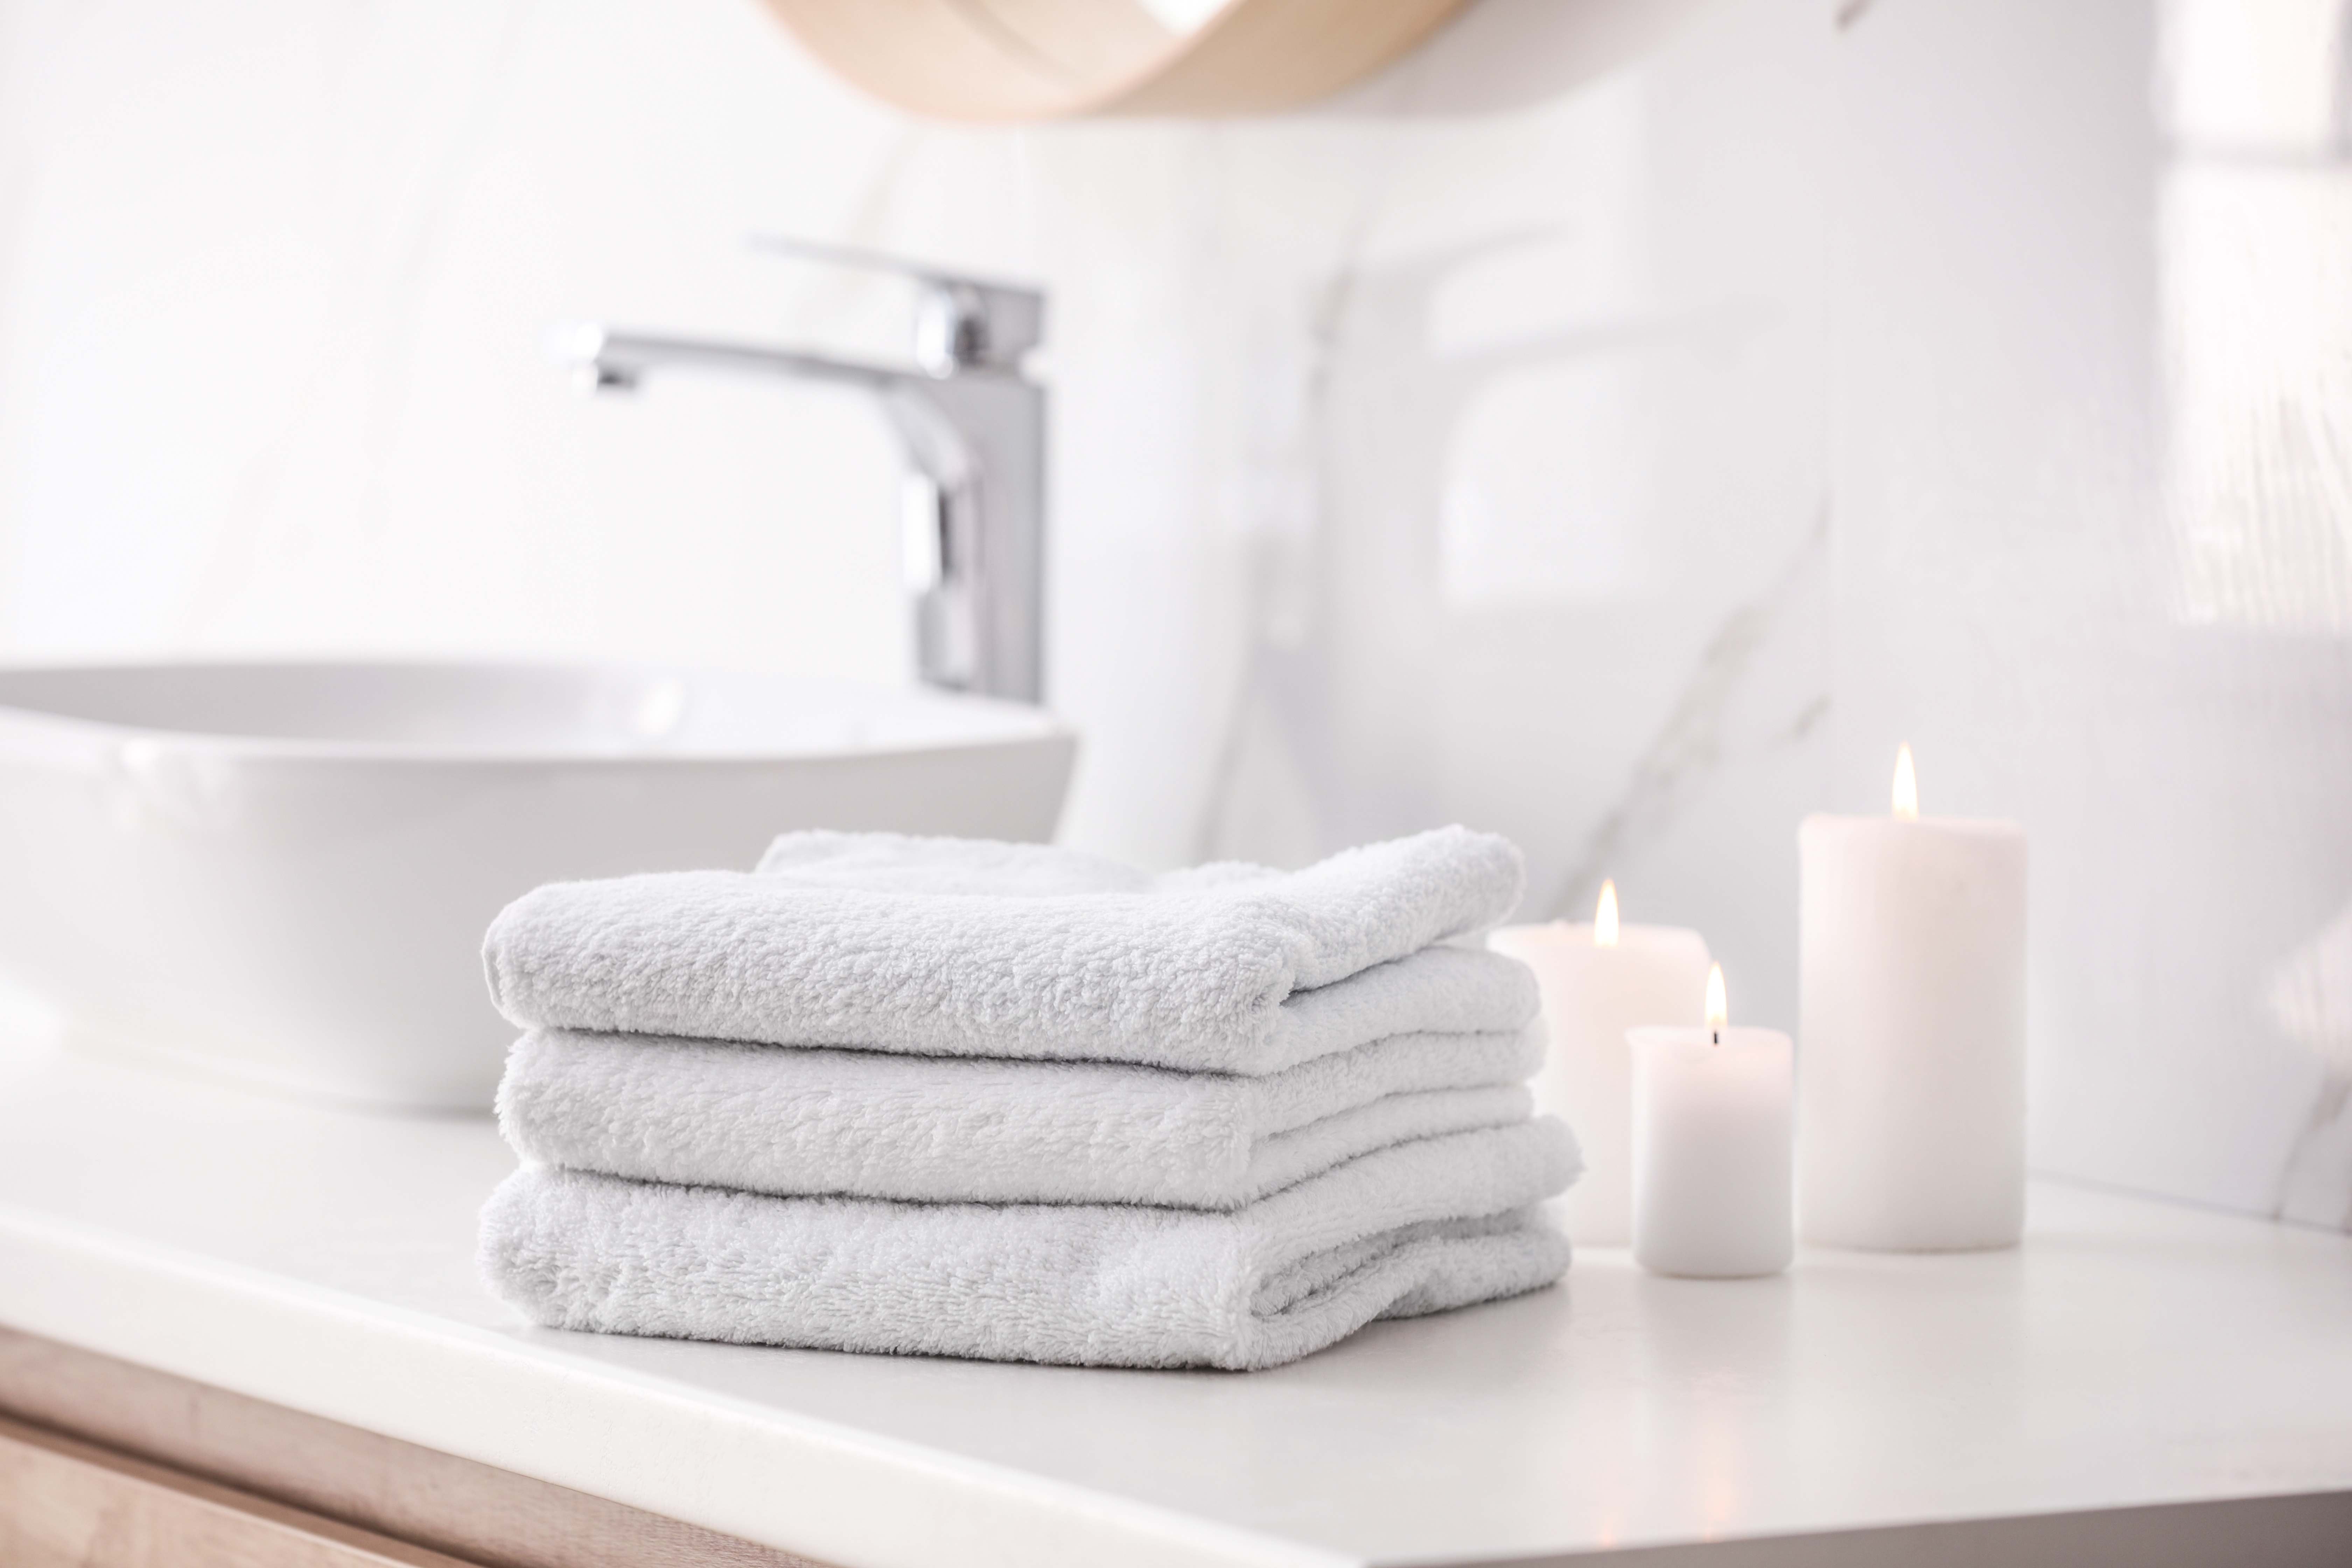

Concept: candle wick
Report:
left=1712, top=1029, right=1720, bottom=1046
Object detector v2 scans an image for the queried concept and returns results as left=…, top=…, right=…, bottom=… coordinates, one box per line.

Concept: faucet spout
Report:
left=549, top=270, right=1046, bottom=706
left=559, top=324, right=899, bottom=398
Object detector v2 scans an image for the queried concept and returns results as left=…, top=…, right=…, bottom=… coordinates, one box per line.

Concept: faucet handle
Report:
left=748, top=234, right=1043, bottom=377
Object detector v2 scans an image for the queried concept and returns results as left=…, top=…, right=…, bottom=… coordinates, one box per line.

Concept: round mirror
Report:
left=761, top=0, right=1472, bottom=121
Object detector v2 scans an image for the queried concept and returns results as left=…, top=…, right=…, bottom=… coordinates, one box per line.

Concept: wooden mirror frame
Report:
left=761, top=0, right=1474, bottom=121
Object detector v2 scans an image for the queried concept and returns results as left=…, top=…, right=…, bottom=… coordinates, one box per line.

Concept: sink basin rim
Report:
left=0, top=658, right=1069, bottom=766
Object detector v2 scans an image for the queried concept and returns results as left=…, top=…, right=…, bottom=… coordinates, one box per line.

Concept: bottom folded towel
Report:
left=480, top=1119, right=1578, bottom=1370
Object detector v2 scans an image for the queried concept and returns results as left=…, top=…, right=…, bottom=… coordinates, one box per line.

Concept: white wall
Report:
left=1834, top=0, right=2352, bottom=1226
left=6, top=0, right=2340, bottom=1227
left=0, top=0, right=1833, bottom=1030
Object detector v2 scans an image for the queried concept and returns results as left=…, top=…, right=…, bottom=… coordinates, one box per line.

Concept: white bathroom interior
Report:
left=0, top=0, right=2348, bottom=1564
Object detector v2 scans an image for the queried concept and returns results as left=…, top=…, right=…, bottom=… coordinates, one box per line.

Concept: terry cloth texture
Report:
left=479, top=1119, right=1578, bottom=1370
left=481, top=826, right=1537, bottom=1074
left=498, top=1022, right=1545, bottom=1209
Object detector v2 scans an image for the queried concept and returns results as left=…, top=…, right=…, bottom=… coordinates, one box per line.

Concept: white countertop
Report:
left=1, top=1027, right=2349, bottom=1568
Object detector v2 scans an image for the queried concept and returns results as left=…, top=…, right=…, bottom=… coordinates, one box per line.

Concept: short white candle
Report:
left=1630, top=965, right=1794, bottom=1278
left=1799, top=744, right=2028, bottom=1252
left=1489, top=884, right=1712, bottom=1246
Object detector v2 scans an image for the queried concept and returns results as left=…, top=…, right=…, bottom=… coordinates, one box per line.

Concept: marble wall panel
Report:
left=5, top=0, right=2342, bottom=1227
left=1832, top=0, right=2352, bottom=1225
left=0, top=0, right=1832, bottom=1027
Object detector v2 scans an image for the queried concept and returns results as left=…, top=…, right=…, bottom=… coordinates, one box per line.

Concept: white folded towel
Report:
left=497, top=1022, right=1544, bottom=1209
left=479, top=1119, right=1577, bottom=1370
left=482, top=826, right=1535, bottom=1074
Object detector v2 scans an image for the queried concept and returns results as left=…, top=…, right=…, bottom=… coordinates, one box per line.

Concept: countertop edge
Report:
left=0, top=1202, right=1352, bottom=1568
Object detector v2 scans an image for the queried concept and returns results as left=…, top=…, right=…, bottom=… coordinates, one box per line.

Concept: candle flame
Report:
left=1892, top=743, right=1919, bottom=821
left=1595, top=880, right=1619, bottom=947
left=1705, top=963, right=1728, bottom=1034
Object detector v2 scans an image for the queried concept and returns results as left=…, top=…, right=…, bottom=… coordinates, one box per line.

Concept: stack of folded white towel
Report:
left=476, top=826, right=1578, bottom=1370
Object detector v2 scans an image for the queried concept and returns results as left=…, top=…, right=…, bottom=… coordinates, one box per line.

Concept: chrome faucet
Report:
left=560, top=240, right=1046, bottom=703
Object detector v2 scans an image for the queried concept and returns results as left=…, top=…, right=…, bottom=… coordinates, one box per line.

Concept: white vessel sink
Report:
left=0, top=662, right=1075, bottom=1111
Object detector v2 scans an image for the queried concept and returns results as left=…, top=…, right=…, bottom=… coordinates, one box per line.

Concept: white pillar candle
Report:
left=1799, top=744, right=2028, bottom=1251
left=1630, top=965, right=1794, bottom=1278
left=1489, top=884, right=1712, bottom=1246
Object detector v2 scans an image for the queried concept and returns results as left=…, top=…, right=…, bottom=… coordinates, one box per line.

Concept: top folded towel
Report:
left=482, top=826, right=1535, bottom=1074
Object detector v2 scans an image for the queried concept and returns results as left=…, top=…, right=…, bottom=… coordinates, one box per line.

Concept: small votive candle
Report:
left=1630, top=965, right=1794, bottom=1279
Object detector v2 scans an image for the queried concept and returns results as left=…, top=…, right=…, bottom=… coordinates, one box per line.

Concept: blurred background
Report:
left=0, top=0, right=2345, bottom=1226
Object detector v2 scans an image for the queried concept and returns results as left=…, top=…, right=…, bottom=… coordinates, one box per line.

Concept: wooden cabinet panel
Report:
left=0, top=1328, right=821, bottom=1568
left=0, top=1412, right=480, bottom=1568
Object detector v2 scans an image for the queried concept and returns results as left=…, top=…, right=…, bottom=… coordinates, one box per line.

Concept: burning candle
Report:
left=1489, top=883, right=1712, bottom=1246
left=1629, top=964, right=1794, bottom=1278
left=1799, top=745, right=2028, bottom=1251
